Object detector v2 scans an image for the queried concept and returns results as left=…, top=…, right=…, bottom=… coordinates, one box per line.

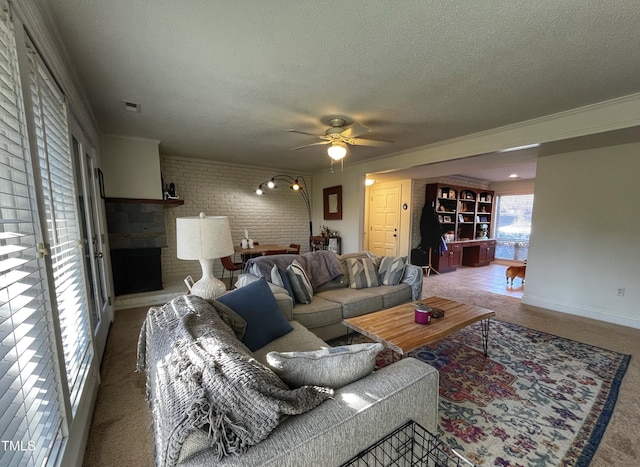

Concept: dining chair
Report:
left=265, top=249, right=287, bottom=256
left=220, top=256, right=245, bottom=289
left=289, top=243, right=301, bottom=254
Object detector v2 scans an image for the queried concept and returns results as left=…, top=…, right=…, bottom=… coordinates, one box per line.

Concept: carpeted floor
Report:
left=83, top=275, right=640, bottom=466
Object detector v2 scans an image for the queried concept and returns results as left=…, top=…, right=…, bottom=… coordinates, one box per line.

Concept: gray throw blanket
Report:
left=246, top=250, right=343, bottom=291
left=137, top=295, right=332, bottom=466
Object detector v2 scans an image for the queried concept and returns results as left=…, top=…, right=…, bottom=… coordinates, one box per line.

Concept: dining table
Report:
left=234, top=243, right=297, bottom=259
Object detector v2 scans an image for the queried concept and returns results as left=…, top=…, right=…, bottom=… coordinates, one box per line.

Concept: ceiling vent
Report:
left=123, top=100, right=141, bottom=113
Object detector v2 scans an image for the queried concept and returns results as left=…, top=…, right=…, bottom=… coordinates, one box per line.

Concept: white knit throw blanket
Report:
left=137, top=295, right=333, bottom=466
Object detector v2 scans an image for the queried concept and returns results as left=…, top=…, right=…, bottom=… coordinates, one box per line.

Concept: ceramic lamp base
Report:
left=191, top=259, right=226, bottom=299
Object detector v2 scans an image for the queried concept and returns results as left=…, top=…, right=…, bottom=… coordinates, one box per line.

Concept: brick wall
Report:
left=160, top=155, right=312, bottom=284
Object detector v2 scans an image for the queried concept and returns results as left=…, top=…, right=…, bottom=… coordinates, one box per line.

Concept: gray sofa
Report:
left=139, top=252, right=439, bottom=467
left=239, top=251, right=424, bottom=341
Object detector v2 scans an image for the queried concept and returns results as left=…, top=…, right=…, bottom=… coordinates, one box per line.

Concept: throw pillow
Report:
left=378, top=256, right=407, bottom=285
left=266, top=343, right=384, bottom=389
left=271, top=264, right=284, bottom=287
left=286, top=260, right=313, bottom=304
left=278, top=266, right=296, bottom=307
left=216, top=277, right=293, bottom=351
left=346, top=257, right=380, bottom=289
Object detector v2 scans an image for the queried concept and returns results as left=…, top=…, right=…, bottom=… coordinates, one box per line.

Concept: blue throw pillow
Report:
left=216, top=277, right=293, bottom=351
left=278, top=266, right=296, bottom=308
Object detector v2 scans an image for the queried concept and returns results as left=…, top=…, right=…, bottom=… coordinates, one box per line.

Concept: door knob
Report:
left=95, top=252, right=103, bottom=259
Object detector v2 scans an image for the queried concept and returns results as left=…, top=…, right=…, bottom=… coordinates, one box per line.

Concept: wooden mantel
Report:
left=104, top=197, right=184, bottom=206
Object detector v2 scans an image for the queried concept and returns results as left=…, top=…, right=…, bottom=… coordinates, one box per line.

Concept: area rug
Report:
left=330, top=319, right=630, bottom=467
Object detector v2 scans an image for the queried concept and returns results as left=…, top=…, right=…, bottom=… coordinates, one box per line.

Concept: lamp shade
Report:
left=176, top=213, right=234, bottom=260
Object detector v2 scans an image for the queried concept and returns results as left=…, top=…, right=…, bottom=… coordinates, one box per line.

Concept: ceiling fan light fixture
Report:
left=328, top=142, right=347, bottom=160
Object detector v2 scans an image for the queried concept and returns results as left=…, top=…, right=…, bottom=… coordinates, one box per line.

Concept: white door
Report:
left=370, top=185, right=400, bottom=257
left=70, top=122, right=113, bottom=360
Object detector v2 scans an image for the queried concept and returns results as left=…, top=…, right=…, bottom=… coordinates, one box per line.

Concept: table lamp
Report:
left=176, top=213, right=234, bottom=299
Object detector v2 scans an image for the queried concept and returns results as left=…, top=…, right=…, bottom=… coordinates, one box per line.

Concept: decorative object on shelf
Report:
left=164, top=182, right=179, bottom=200
left=323, top=185, right=342, bottom=220
left=255, top=174, right=312, bottom=242
left=176, top=213, right=234, bottom=300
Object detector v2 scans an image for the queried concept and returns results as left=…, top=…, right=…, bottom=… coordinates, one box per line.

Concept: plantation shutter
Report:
left=27, top=41, right=93, bottom=412
left=0, top=2, right=64, bottom=466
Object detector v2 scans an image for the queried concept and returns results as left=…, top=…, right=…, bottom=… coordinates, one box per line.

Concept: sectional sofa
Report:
left=137, top=251, right=439, bottom=466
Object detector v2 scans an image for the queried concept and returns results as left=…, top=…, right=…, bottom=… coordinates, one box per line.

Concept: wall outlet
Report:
left=616, top=287, right=625, bottom=297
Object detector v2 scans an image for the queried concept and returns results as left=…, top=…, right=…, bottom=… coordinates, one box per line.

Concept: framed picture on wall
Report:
left=323, top=185, right=342, bottom=220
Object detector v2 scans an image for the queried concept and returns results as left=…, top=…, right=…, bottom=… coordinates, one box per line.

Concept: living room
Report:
left=3, top=2, right=640, bottom=467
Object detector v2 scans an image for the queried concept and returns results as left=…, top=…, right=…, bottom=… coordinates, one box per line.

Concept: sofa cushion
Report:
left=316, top=288, right=383, bottom=319
left=359, top=283, right=413, bottom=308
left=266, top=343, right=384, bottom=389
left=346, top=257, right=380, bottom=289
left=216, top=277, right=293, bottom=351
left=286, top=260, right=313, bottom=304
left=378, top=256, right=407, bottom=285
left=291, top=296, right=343, bottom=330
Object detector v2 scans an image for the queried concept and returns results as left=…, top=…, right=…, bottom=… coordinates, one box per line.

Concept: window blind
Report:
left=27, top=42, right=93, bottom=413
left=0, top=2, right=64, bottom=465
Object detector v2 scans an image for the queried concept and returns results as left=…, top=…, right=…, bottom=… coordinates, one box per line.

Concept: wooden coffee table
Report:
left=343, top=296, right=495, bottom=356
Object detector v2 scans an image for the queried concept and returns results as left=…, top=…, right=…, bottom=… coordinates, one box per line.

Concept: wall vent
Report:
left=123, top=100, right=141, bottom=112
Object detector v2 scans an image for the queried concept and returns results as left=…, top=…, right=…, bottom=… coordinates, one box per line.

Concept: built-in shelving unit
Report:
left=426, top=183, right=496, bottom=272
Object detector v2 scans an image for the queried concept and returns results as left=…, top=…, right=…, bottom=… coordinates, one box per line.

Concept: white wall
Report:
left=160, top=155, right=312, bottom=283
left=99, top=134, right=162, bottom=199
left=523, top=143, right=640, bottom=328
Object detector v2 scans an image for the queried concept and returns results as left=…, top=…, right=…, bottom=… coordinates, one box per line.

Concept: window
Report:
left=495, top=194, right=534, bottom=261
left=0, top=3, right=64, bottom=465
left=27, top=41, right=93, bottom=413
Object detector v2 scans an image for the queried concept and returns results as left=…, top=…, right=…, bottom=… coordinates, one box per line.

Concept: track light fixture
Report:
left=255, top=175, right=312, bottom=243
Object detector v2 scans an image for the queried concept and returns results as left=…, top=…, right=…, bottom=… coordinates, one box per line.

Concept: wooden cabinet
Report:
left=440, top=243, right=462, bottom=272
left=461, top=240, right=496, bottom=267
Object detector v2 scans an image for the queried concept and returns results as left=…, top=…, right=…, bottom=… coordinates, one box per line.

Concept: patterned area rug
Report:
left=329, top=319, right=630, bottom=467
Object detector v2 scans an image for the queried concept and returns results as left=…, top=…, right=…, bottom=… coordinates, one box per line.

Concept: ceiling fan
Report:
left=286, top=117, right=393, bottom=161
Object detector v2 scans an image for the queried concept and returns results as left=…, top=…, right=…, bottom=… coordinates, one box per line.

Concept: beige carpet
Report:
left=83, top=277, right=640, bottom=466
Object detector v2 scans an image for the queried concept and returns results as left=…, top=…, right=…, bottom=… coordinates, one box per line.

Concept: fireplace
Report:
left=110, top=248, right=162, bottom=295
left=105, top=200, right=167, bottom=295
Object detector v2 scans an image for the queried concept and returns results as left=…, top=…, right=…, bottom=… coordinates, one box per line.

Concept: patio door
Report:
left=69, top=119, right=113, bottom=359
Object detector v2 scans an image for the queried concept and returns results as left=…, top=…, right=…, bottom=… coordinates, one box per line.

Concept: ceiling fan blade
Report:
left=349, top=137, right=394, bottom=147
left=340, top=122, right=370, bottom=138
left=286, top=129, right=325, bottom=138
left=289, top=141, right=331, bottom=151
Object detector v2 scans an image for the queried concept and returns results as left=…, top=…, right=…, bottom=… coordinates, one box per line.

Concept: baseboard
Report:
left=522, top=294, right=640, bottom=330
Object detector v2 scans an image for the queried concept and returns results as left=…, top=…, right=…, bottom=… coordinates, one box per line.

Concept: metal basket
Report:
left=340, top=421, right=474, bottom=467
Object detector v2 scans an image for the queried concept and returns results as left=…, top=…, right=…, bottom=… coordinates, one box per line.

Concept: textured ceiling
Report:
left=44, top=0, right=640, bottom=177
